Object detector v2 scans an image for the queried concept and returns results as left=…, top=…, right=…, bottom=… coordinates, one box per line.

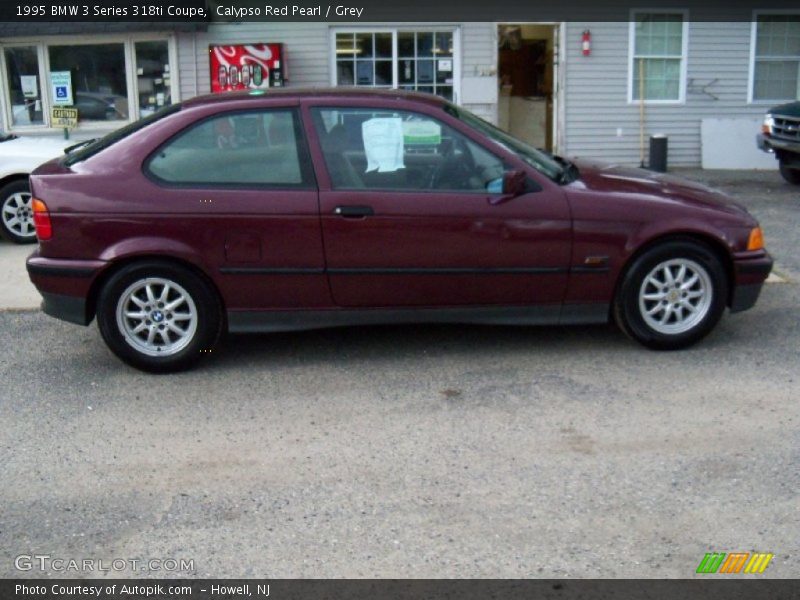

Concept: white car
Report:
left=0, top=133, right=74, bottom=243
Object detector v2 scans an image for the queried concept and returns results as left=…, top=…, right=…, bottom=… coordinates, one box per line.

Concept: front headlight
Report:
left=762, top=114, right=775, bottom=135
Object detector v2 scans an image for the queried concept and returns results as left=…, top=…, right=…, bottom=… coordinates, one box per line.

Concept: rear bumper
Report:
left=730, top=251, right=773, bottom=313
left=26, top=252, right=106, bottom=326
left=40, top=292, right=90, bottom=325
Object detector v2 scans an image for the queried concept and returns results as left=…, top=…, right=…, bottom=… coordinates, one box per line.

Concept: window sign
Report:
left=402, top=120, right=441, bottom=145
left=20, top=76, right=38, bottom=98
left=362, top=117, right=405, bottom=173
left=50, top=71, right=73, bottom=106
left=51, top=106, right=78, bottom=128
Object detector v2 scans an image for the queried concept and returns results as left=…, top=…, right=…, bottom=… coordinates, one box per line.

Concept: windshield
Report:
left=444, top=103, right=565, bottom=182
left=63, top=103, right=182, bottom=166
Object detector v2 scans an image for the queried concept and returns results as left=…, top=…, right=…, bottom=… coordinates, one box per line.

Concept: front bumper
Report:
left=757, top=133, right=800, bottom=156
left=26, top=252, right=106, bottom=325
left=730, top=251, right=773, bottom=313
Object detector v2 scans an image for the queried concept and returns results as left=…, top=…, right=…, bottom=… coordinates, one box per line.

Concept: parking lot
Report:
left=0, top=169, right=797, bottom=578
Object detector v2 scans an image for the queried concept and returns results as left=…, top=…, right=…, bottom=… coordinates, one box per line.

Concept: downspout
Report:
left=638, top=57, right=645, bottom=168
left=193, top=32, right=198, bottom=98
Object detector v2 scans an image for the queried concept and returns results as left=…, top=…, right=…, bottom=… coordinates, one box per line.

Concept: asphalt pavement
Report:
left=0, top=169, right=797, bottom=578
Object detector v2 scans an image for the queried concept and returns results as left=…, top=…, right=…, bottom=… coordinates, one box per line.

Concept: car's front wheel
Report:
left=778, top=160, right=800, bottom=185
left=614, top=240, right=728, bottom=350
left=96, top=261, right=222, bottom=372
left=0, top=179, right=38, bottom=244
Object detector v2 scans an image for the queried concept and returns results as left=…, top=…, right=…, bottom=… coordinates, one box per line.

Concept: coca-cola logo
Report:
left=210, top=44, right=281, bottom=92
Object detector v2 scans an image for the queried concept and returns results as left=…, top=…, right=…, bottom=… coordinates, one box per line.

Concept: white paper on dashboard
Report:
left=362, top=117, right=405, bottom=173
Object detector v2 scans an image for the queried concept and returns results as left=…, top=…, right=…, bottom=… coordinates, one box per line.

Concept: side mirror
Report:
left=489, top=170, right=526, bottom=205
left=502, top=170, right=526, bottom=196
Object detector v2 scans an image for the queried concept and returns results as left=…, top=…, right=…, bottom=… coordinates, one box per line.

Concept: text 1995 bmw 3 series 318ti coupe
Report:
left=26, top=89, right=773, bottom=372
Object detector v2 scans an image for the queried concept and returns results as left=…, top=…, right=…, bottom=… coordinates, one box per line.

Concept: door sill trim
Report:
left=226, top=304, right=608, bottom=333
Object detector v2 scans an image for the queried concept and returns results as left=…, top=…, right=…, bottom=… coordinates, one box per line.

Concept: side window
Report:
left=311, top=107, right=508, bottom=192
left=147, top=109, right=311, bottom=187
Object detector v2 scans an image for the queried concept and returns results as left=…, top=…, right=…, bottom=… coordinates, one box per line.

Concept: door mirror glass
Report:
left=502, top=169, right=527, bottom=196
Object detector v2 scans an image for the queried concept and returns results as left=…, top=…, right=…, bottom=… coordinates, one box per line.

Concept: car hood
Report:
left=768, top=101, right=800, bottom=118
left=568, top=159, right=750, bottom=216
left=0, top=136, right=72, bottom=160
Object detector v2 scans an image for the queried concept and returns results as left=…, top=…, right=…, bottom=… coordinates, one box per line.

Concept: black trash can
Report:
left=649, top=134, right=668, bottom=172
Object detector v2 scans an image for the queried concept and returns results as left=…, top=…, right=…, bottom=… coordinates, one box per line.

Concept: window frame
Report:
left=747, top=10, right=800, bottom=104
left=143, top=107, right=317, bottom=191
left=0, top=43, right=48, bottom=129
left=627, top=9, right=690, bottom=105
left=0, top=32, right=179, bottom=134
left=329, top=26, right=461, bottom=104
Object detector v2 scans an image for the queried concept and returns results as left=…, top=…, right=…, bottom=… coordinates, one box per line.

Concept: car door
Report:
left=305, top=103, right=571, bottom=308
left=144, top=105, right=330, bottom=310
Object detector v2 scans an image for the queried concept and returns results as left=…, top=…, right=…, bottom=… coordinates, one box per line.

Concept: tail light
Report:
left=31, top=198, right=52, bottom=240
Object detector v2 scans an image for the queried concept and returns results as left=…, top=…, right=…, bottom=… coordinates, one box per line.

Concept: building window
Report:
left=630, top=12, right=688, bottom=103
left=3, top=46, right=44, bottom=126
left=333, top=29, right=457, bottom=101
left=751, top=15, right=800, bottom=102
left=0, top=35, right=176, bottom=132
left=135, top=41, right=172, bottom=118
left=49, top=44, right=129, bottom=122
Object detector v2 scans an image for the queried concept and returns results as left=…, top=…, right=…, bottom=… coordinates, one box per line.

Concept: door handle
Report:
left=333, top=205, right=374, bottom=218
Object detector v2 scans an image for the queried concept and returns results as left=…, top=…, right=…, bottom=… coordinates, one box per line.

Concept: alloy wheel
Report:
left=115, top=277, right=198, bottom=357
left=638, top=258, right=713, bottom=335
left=2, top=191, right=36, bottom=239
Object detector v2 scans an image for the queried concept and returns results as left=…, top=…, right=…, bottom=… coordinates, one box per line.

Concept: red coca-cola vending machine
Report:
left=209, top=43, right=285, bottom=93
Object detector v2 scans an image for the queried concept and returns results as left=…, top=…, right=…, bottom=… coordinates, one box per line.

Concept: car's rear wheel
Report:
left=97, top=261, right=222, bottom=372
left=0, top=179, right=38, bottom=244
left=778, top=160, right=800, bottom=185
left=614, top=240, right=728, bottom=350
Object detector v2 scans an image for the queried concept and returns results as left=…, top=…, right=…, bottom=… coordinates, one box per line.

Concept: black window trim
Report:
left=143, top=107, right=318, bottom=191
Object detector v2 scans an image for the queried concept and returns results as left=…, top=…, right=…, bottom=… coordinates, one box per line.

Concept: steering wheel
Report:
left=430, top=135, right=477, bottom=190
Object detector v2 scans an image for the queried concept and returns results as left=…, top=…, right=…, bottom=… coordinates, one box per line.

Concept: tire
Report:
left=778, top=161, right=800, bottom=185
left=614, top=240, right=728, bottom=350
left=0, top=179, right=37, bottom=244
left=96, top=261, right=222, bottom=373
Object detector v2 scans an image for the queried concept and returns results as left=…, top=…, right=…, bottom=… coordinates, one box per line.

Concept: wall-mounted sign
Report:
left=49, top=71, right=73, bottom=106
left=209, top=43, right=284, bottom=93
left=51, top=107, right=78, bottom=128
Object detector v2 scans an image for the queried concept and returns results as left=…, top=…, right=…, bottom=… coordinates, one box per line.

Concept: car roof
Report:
left=182, top=87, right=449, bottom=108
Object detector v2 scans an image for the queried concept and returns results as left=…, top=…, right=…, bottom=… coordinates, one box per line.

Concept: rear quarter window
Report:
left=146, top=109, right=314, bottom=188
